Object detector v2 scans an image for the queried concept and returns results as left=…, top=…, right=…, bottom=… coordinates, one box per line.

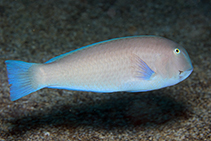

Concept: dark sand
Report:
left=0, top=0, right=210, bottom=140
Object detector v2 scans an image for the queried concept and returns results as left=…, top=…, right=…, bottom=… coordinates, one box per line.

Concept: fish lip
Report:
left=179, top=67, right=193, bottom=80
left=179, top=67, right=193, bottom=75
left=185, top=67, right=193, bottom=76
left=186, top=67, right=193, bottom=72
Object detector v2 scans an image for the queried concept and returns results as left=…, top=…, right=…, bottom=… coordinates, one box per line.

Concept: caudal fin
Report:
left=5, top=60, right=42, bottom=101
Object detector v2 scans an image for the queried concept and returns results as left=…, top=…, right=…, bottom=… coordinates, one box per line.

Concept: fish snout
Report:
left=179, top=67, right=193, bottom=80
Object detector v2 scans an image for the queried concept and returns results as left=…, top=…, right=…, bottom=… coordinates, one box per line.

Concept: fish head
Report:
left=165, top=45, right=193, bottom=84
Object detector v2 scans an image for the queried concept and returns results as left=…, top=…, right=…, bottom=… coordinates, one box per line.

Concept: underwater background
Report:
left=0, top=0, right=210, bottom=140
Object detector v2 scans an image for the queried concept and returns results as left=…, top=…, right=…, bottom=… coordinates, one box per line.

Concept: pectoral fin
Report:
left=133, top=55, right=155, bottom=80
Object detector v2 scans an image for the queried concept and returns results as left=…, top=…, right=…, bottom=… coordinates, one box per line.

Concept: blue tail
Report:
left=5, top=60, right=39, bottom=101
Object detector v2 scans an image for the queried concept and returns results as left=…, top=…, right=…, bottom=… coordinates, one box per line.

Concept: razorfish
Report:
left=5, top=36, right=193, bottom=101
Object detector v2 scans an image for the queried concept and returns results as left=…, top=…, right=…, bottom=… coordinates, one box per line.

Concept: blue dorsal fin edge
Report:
left=45, top=35, right=158, bottom=64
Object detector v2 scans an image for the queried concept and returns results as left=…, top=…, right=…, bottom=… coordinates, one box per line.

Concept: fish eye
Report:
left=174, top=48, right=180, bottom=54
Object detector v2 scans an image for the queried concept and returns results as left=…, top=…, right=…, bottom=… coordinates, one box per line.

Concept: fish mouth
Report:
left=179, top=67, right=193, bottom=80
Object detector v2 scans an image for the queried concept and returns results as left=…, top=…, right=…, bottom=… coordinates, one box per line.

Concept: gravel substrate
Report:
left=0, top=0, right=210, bottom=140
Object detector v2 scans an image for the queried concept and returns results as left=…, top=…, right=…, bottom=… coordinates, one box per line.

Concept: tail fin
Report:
left=5, top=60, right=42, bottom=101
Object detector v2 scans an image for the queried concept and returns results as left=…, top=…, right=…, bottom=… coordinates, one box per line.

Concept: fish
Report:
left=5, top=35, right=193, bottom=101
